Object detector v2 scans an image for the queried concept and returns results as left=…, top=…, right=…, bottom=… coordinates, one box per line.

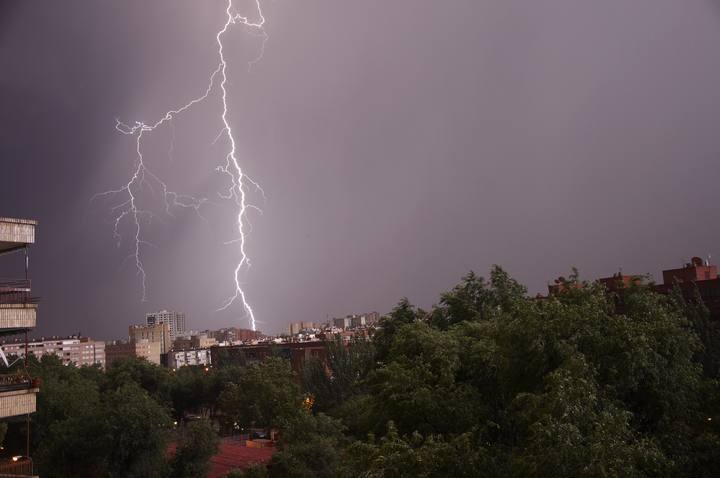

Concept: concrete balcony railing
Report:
left=0, top=373, right=35, bottom=393
left=0, top=218, right=36, bottom=255
left=0, top=385, right=37, bottom=419
left=0, top=280, right=37, bottom=334
left=0, top=305, right=36, bottom=334
left=0, top=456, right=35, bottom=477
left=0, top=280, right=36, bottom=306
left=0, top=372, right=37, bottom=418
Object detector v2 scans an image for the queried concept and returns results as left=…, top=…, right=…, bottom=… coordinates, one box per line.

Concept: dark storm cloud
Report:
left=2, top=0, right=720, bottom=338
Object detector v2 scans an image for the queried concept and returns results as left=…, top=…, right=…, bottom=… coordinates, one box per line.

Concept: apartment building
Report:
left=0, top=336, right=105, bottom=369
left=146, top=310, right=186, bottom=342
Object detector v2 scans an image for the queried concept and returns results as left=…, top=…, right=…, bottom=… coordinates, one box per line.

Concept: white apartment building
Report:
left=167, top=348, right=211, bottom=370
left=146, top=310, right=186, bottom=342
left=1, top=337, right=106, bottom=369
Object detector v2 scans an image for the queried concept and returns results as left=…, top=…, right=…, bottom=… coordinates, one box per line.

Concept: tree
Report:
left=373, top=298, right=425, bottom=363
left=347, top=422, right=490, bottom=478
left=218, top=357, right=302, bottom=430
left=267, top=412, right=349, bottom=478
left=226, top=466, right=269, bottom=478
left=302, top=336, right=375, bottom=414
left=35, top=381, right=172, bottom=478
left=105, top=357, right=173, bottom=404
left=170, top=419, right=219, bottom=478
left=102, top=383, right=173, bottom=477
left=170, top=366, right=216, bottom=419
left=364, top=321, right=479, bottom=436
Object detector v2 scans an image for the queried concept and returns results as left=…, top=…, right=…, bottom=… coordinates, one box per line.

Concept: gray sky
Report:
left=2, top=0, right=720, bottom=338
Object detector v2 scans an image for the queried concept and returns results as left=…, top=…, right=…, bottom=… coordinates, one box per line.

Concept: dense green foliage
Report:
left=22, top=354, right=298, bottom=476
left=218, top=357, right=302, bottom=430
left=31, top=356, right=172, bottom=477
left=169, top=419, right=220, bottom=478
left=10, top=266, right=720, bottom=477
left=277, top=267, right=719, bottom=477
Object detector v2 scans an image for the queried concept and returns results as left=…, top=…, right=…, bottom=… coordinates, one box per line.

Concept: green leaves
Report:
left=23, top=266, right=720, bottom=477
left=34, top=372, right=171, bottom=478
left=290, top=267, right=719, bottom=477
left=218, top=357, right=302, bottom=430
left=169, top=419, right=219, bottom=478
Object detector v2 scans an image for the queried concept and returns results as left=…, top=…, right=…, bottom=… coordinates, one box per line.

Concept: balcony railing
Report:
left=0, top=280, right=37, bottom=306
left=0, top=457, right=34, bottom=476
left=0, top=373, right=33, bottom=393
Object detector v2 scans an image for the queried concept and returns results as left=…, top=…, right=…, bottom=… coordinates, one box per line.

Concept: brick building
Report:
left=654, top=256, right=720, bottom=319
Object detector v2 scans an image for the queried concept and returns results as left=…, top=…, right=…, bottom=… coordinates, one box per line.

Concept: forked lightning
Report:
left=94, top=0, right=267, bottom=331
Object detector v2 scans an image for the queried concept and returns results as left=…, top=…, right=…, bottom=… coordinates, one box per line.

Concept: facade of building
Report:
left=548, top=256, right=720, bottom=322
left=331, top=312, right=379, bottom=330
left=146, top=310, right=186, bottom=342
left=192, top=333, right=217, bottom=349
left=332, top=317, right=350, bottom=329
left=173, top=337, right=193, bottom=351
left=235, top=328, right=263, bottom=342
left=130, top=322, right=171, bottom=354
left=212, top=341, right=327, bottom=375
left=0, top=336, right=105, bottom=368
left=287, top=321, right=316, bottom=336
left=105, top=339, right=162, bottom=367
left=654, top=256, right=720, bottom=319
left=0, top=217, right=40, bottom=422
left=208, top=327, right=263, bottom=343
left=166, top=348, right=211, bottom=370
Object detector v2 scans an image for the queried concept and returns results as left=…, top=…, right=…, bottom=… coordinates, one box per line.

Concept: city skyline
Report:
left=3, top=0, right=720, bottom=339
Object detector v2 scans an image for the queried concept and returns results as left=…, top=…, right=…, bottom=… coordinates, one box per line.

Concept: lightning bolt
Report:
left=94, top=0, right=267, bottom=331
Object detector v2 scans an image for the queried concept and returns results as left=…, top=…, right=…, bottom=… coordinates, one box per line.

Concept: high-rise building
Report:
left=129, top=322, right=171, bottom=354
left=0, top=218, right=39, bottom=416
left=332, top=312, right=380, bottom=330
left=0, top=336, right=105, bottom=369
left=146, top=310, right=186, bottom=342
left=0, top=217, right=39, bottom=471
left=287, top=321, right=316, bottom=336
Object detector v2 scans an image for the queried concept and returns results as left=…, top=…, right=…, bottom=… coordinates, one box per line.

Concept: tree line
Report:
left=5, top=266, right=719, bottom=477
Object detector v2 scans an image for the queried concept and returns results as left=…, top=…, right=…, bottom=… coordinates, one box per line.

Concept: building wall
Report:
left=662, top=260, right=718, bottom=285
left=134, top=339, right=162, bottom=365
left=0, top=388, right=37, bottom=418
left=105, top=342, right=134, bottom=368
left=1, top=337, right=106, bottom=369
left=146, top=310, right=186, bottom=342
left=130, top=322, right=171, bottom=354
left=0, top=305, right=36, bottom=330
left=192, top=334, right=216, bottom=349
left=173, top=337, right=193, bottom=351
left=206, top=328, right=262, bottom=343
left=0, top=218, right=36, bottom=245
left=167, top=349, right=211, bottom=370
left=105, top=339, right=161, bottom=367
left=211, top=342, right=327, bottom=375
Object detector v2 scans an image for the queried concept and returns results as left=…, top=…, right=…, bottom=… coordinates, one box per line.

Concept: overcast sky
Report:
left=2, top=0, right=720, bottom=338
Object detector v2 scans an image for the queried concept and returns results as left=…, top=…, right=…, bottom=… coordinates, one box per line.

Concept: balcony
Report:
left=0, top=281, right=37, bottom=335
left=0, top=373, right=37, bottom=418
left=0, top=219, right=36, bottom=255
left=0, top=373, right=35, bottom=394
left=0, top=456, right=36, bottom=477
